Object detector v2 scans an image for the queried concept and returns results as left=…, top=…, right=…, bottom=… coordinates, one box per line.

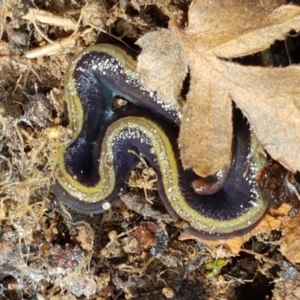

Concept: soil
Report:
left=1, top=0, right=300, bottom=299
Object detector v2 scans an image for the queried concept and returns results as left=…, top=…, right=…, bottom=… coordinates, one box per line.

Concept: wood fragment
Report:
left=22, top=8, right=78, bottom=29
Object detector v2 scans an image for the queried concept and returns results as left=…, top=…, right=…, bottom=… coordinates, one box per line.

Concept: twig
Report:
left=239, top=249, right=278, bottom=265
left=25, top=34, right=78, bottom=58
left=22, top=8, right=77, bottom=29
left=24, top=29, right=93, bottom=58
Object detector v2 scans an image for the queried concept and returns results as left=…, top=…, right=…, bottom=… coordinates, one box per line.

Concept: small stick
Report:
left=22, top=8, right=77, bottom=29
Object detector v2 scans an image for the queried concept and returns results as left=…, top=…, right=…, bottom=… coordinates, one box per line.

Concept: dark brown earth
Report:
left=1, top=1, right=300, bottom=299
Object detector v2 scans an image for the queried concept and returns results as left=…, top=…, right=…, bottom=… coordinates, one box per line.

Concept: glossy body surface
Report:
left=53, top=44, right=269, bottom=239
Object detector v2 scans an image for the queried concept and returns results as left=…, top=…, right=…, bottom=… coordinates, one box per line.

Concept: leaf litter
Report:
left=137, top=0, right=300, bottom=177
left=1, top=0, right=300, bottom=299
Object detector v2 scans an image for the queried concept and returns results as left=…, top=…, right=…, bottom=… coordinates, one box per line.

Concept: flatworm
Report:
left=53, top=44, right=269, bottom=239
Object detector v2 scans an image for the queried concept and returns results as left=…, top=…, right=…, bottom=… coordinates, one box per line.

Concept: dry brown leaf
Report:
left=186, top=0, right=293, bottom=58
left=180, top=64, right=233, bottom=176
left=137, top=0, right=300, bottom=176
left=137, top=29, right=188, bottom=105
left=280, top=212, right=300, bottom=263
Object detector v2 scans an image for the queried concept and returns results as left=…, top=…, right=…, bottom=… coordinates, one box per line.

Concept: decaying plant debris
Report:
left=137, top=0, right=300, bottom=178
left=1, top=0, right=300, bottom=299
